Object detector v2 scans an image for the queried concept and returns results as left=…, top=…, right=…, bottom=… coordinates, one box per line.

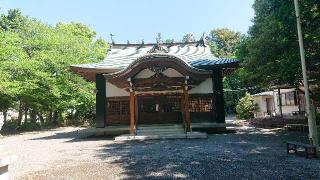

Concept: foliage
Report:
left=205, top=28, right=246, bottom=113
left=206, top=28, right=244, bottom=58
left=316, top=113, right=320, bottom=122
left=0, top=9, right=109, bottom=129
left=238, top=0, right=320, bottom=96
left=236, top=93, right=257, bottom=119
left=1, top=120, right=19, bottom=132
left=223, top=68, right=248, bottom=114
left=1, top=120, right=44, bottom=135
left=164, top=38, right=174, bottom=43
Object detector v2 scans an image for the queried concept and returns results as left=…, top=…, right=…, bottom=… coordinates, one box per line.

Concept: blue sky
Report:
left=0, top=0, right=255, bottom=43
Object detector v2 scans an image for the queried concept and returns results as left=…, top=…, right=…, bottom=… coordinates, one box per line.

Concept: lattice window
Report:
left=107, top=101, right=120, bottom=115
left=164, top=95, right=181, bottom=112
left=107, top=100, right=130, bottom=116
left=189, top=96, right=213, bottom=112
left=120, top=101, right=130, bottom=115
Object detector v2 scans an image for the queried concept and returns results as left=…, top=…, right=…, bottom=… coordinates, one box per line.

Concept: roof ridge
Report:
left=110, top=40, right=205, bottom=47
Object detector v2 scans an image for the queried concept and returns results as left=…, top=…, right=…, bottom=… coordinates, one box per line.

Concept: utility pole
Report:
left=294, top=0, right=319, bottom=147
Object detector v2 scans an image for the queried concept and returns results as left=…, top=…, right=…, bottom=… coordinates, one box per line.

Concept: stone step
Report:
left=137, top=129, right=184, bottom=133
left=137, top=132, right=186, bottom=136
left=137, top=125, right=183, bottom=130
left=114, top=131, right=207, bottom=142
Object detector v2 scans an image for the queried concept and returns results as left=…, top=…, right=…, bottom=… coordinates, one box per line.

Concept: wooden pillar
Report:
left=183, top=88, right=191, bottom=132
left=96, top=74, right=106, bottom=128
left=181, top=92, right=185, bottom=127
left=212, top=68, right=226, bottom=123
left=278, top=88, right=283, bottom=117
left=134, top=95, right=139, bottom=128
left=295, top=89, right=301, bottom=113
left=130, top=91, right=135, bottom=135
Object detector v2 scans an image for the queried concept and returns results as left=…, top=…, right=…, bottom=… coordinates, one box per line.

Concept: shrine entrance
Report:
left=137, top=94, right=182, bottom=124
left=104, top=54, right=213, bottom=134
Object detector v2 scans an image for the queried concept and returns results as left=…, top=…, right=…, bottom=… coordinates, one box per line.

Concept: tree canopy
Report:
left=206, top=28, right=244, bottom=58
left=0, top=9, right=108, bottom=127
left=238, top=0, right=320, bottom=90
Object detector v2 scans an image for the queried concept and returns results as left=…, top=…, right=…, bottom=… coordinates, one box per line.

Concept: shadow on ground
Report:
left=28, top=128, right=117, bottom=142
left=24, top=126, right=320, bottom=179
left=94, top=128, right=320, bottom=179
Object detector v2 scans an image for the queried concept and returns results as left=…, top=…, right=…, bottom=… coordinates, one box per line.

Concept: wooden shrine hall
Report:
left=71, top=37, right=238, bottom=135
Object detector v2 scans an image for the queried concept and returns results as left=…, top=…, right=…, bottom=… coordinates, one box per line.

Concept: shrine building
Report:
left=71, top=38, right=238, bottom=135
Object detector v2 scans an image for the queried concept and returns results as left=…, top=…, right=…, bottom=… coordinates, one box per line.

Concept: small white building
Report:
left=253, top=88, right=308, bottom=118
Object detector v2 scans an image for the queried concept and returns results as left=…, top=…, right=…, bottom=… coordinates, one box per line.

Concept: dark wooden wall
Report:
left=104, top=94, right=217, bottom=126
left=212, top=68, right=226, bottom=123
left=96, top=74, right=106, bottom=127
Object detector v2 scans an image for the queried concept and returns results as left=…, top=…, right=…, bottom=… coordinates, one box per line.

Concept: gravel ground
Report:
left=1, top=125, right=320, bottom=180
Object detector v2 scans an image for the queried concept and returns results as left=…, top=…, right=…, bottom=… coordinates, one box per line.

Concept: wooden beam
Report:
left=133, top=77, right=185, bottom=85
left=183, top=88, right=191, bottom=132
left=130, top=92, right=135, bottom=134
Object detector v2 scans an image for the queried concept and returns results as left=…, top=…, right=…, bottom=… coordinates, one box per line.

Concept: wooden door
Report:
left=137, top=95, right=182, bottom=124
left=266, top=98, right=273, bottom=113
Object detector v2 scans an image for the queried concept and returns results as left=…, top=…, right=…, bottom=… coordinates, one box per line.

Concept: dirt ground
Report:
left=1, top=125, right=320, bottom=180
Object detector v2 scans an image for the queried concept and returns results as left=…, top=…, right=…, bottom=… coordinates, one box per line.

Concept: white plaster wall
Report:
left=106, top=81, right=129, bottom=97
left=254, top=96, right=273, bottom=118
left=134, top=68, right=184, bottom=79
left=273, top=91, right=299, bottom=115
left=188, top=78, right=213, bottom=94
left=162, top=68, right=183, bottom=77
left=134, top=69, right=155, bottom=79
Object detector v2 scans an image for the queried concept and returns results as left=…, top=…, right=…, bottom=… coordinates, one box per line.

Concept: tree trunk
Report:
left=24, top=106, right=28, bottom=123
left=3, top=111, right=7, bottom=124
left=18, top=101, right=23, bottom=126
left=38, top=113, right=44, bottom=125
left=52, top=111, right=58, bottom=125
left=30, top=109, right=37, bottom=123
left=48, top=110, right=53, bottom=124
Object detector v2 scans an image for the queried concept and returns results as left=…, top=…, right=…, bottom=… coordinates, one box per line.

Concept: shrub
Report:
left=316, top=113, right=320, bottom=124
left=18, top=122, right=41, bottom=131
left=1, top=120, right=19, bottom=133
left=236, top=92, right=257, bottom=119
left=1, top=120, right=41, bottom=135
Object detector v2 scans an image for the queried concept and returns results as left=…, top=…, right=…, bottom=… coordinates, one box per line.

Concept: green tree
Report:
left=0, top=9, right=27, bottom=31
left=206, top=28, right=243, bottom=58
left=238, top=0, right=320, bottom=94
left=205, top=28, right=245, bottom=114
left=236, top=93, right=256, bottom=119
left=0, top=9, right=109, bottom=129
left=164, top=38, right=174, bottom=43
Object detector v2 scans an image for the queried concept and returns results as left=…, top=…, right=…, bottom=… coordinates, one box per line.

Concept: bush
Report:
left=1, top=120, right=41, bottom=135
left=18, top=122, right=41, bottom=131
left=1, top=120, right=19, bottom=133
left=316, top=113, right=320, bottom=124
left=236, top=92, right=257, bottom=119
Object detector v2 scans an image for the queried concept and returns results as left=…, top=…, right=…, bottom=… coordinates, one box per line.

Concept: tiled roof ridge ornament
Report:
left=108, top=33, right=206, bottom=49
left=110, top=33, right=115, bottom=45
left=147, top=33, right=169, bottom=53
left=137, top=39, right=145, bottom=49
left=196, top=32, right=206, bottom=47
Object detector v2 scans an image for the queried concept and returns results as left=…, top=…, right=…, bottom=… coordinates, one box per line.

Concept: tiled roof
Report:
left=71, top=42, right=239, bottom=70
left=253, top=91, right=274, bottom=96
left=189, top=58, right=239, bottom=67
